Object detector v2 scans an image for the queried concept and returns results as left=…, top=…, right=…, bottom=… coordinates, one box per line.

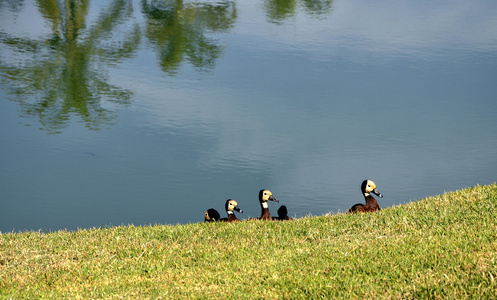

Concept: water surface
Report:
left=1, top=0, right=496, bottom=232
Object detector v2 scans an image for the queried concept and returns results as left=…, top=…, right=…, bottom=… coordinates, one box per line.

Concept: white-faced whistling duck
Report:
left=259, top=189, right=279, bottom=220
left=273, top=205, right=292, bottom=220
left=223, top=199, right=243, bottom=223
left=204, top=208, right=221, bottom=222
left=348, top=179, right=383, bottom=213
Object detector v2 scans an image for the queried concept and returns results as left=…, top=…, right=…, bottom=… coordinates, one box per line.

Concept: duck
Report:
left=273, top=205, right=292, bottom=221
left=222, top=199, right=243, bottom=223
left=348, top=179, right=383, bottom=213
left=259, top=189, right=279, bottom=220
left=204, top=208, right=221, bottom=222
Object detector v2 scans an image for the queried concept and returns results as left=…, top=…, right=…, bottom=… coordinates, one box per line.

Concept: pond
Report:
left=1, top=0, right=496, bottom=232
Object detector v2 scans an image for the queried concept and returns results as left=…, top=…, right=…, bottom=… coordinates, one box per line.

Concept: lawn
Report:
left=1, top=184, right=496, bottom=298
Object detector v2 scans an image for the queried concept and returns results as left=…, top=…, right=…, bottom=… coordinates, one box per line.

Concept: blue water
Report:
left=1, top=0, right=496, bottom=232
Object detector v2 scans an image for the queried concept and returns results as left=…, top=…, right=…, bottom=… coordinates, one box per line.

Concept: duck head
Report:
left=277, top=205, right=288, bottom=218
left=258, top=189, right=279, bottom=208
left=225, top=199, right=243, bottom=215
left=361, top=180, right=383, bottom=198
left=204, top=208, right=221, bottom=222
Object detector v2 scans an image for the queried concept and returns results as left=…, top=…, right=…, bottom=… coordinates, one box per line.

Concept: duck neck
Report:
left=260, top=201, right=271, bottom=220
left=227, top=214, right=238, bottom=222
left=363, top=195, right=379, bottom=211
left=363, top=192, right=372, bottom=201
left=364, top=194, right=377, bottom=203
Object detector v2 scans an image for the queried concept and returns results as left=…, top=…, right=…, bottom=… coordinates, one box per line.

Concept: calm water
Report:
left=1, top=0, right=496, bottom=232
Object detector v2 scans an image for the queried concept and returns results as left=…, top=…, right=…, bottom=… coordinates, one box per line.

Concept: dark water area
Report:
left=1, top=0, right=496, bottom=232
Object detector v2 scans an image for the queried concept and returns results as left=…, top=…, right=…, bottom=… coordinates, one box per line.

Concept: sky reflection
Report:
left=1, top=0, right=497, bottom=231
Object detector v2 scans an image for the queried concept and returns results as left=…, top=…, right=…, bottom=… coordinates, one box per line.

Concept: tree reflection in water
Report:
left=0, top=0, right=333, bottom=133
left=264, top=0, right=333, bottom=24
left=141, top=0, right=237, bottom=75
left=0, top=0, right=141, bottom=133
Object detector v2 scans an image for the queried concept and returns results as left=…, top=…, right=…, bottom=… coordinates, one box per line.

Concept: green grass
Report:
left=1, top=184, right=497, bottom=299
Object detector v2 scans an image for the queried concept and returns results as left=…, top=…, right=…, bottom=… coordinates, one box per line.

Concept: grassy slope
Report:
left=1, top=184, right=496, bottom=299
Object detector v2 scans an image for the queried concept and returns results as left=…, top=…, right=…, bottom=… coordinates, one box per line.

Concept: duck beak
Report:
left=269, top=195, right=279, bottom=203
left=234, top=206, right=243, bottom=213
left=373, top=188, right=383, bottom=198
